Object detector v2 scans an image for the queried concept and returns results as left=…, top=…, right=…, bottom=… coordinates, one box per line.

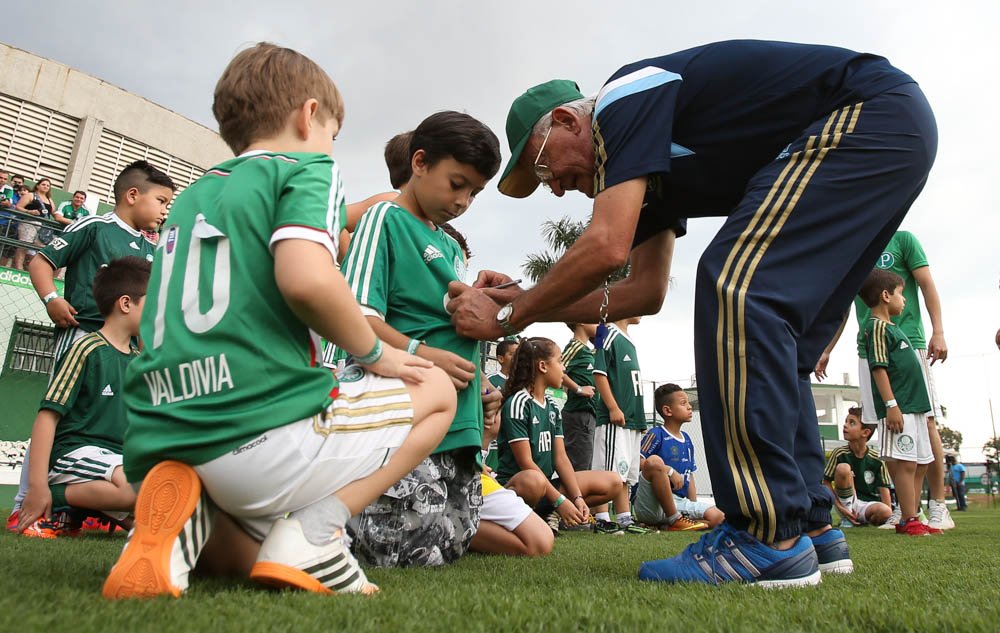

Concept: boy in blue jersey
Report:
left=634, top=384, right=721, bottom=531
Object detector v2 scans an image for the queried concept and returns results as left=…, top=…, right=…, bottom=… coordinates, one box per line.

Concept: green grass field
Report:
left=3, top=506, right=998, bottom=633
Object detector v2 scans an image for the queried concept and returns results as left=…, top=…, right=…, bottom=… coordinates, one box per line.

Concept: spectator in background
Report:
left=0, top=170, right=15, bottom=265
left=2, top=184, right=30, bottom=267
left=948, top=456, right=967, bottom=511
left=14, top=177, right=55, bottom=270
left=54, top=191, right=90, bottom=225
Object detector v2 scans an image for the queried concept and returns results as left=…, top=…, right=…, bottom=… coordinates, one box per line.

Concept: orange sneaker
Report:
left=20, top=512, right=81, bottom=538
left=667, top=516, right=711, bottom=531
left=102, top=461, right=214, bottom=599
left=6, top=509, right=19, bottom=532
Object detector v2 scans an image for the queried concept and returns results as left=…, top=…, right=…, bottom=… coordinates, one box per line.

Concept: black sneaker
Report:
left=593, top=519, right=623, bottom=534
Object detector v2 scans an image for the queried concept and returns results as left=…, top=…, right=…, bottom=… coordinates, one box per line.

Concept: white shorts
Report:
left=592, top=425, right=641, bottom=485
left=844, top=495, right=879, bottom=526
left=479, top=474, right=532, bottom=531
left=859, top=352, right=940, bottom=424
left=49, top=445, right=123, bottom=484
left=632, top=474, right=714, bottom=524
left=194, top=369, right=413, bottom=540
left=878, top=412, right=933, bottom=464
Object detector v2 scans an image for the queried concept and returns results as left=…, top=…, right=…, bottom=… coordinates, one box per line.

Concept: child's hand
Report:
left=835, top=501, right=859, bottom=525
left=18, top=486, right=52, bottom=532
left=577, top=386, right=596, bottom=399
left=365, top=344, right=433, bottom=384
left=886, top=407, right=904, bottom=432
left=610, top=407, right=626, bottom=427
left=573, top=496, right=590, bottom=522
left=419, top=346, right=475, bottom=390
left=669, top=470, right=684, bottom=490
left=557, top=498, right=585, bottom=526
left=481, top=388, right=502, bottom=421
left=45, top=298, right=79, bottom=328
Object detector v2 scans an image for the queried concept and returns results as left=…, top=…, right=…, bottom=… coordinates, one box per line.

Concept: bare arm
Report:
left=911, top=266, right=947, bottom=363
left=16, top=194, right=39, bottom=214
left=366, top=316, right=475, bottom=389
left=594, top=373, right=624, bottom=427
left=815, top=312, right=849, bottom=381
left=18, top=409, right=59, bottom=530
left=880, top=486, right=892, bottom=506
left=29, top=254, right=78, bottom=328
left=871, top=367, right=903, bottom=432
left=687, top=476, right=698, bottom=502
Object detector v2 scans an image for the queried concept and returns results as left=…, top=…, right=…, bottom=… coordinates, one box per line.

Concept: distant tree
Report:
left=522, top=216, right=629, bottom=283
left=984, top=436, right=1000, bottom=471
left=938, top=424, right=963, bottom=452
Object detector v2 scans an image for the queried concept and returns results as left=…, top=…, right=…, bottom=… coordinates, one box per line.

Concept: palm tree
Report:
left=522, top=216, right=630, bottom=283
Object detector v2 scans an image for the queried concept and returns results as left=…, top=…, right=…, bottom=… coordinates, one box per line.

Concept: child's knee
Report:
left=834, top=463, right=853, bottom=479
left=641, top=455, right=665, bottom=474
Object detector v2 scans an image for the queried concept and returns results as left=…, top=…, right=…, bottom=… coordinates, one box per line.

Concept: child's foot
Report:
left=896, top=516, right=942, bottom=536
left=878, top=506, right=901, bottom=530
left=102, top=461, right=214, bottom=599
left=811, top=528, right=853, bottom=574
left=250, top=518, right=378, bottom=595
left=667, top=516, right=710, bottom=532
left=638, top=523, right=822, bottom=588
left=20, top=513, right=81, bottom=539
left=6, top=509, right=19, bottom=532
left=927, top=500, right=955, bottom=530
left=592, top=518, right=624, bottom=535
left=618, top=519, right=652, bottom=534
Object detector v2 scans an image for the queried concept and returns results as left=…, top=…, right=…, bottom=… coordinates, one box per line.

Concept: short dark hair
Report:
left=861, top=422, right=878, bottom=438
left=11, top=174, right=23, bottom=181
left=496, top=339, right=519, bottom=358
left=113, top=160, right=176, bottom=203
left=439, top=222, right=471, bottom=260
left=73, top=190, right=87, bottom=198
left=93, top=256, right=152, bottom=317
left=847, top=406, right=863, bottom=419
left=410, top=111, right=501, bottom=180
left=385, top=131, right=413, bottom=189
left=858, top=268, right=904, bottom=308
left=654, top=383, right=684, bottom=419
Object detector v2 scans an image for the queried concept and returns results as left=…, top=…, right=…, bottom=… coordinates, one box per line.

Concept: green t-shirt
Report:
left=854, top=231, right=929, bottom=356
left=42, top=332, right=137, bottom=468
left=486, top=372, right=506, bottom=391
left=55, top=201, right=91, bottom=222
left=123, top=151, right=347, bottom=481
left=562, top=338, right=596, bottom=414
left=342, top=201, right=482, bottom=455
left=483, top=371, right=505, bottom=470
left=39, top=213, right=156, bottom=332
left=863, top=317, right=931, bottom=418
left=594, top=325, right=645, bottom=431
left=823, top=445, right=892, bottom=502
left=496, top=389, right=564, bottom=484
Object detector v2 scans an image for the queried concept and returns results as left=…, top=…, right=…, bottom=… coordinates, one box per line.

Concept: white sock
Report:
left=616, top=511, right=633, bottom=526
left=290, top=495, right=351, bottom=546
left=666, top=512, right=682, bottom=525
left=595, top=512, right=610, bottom=522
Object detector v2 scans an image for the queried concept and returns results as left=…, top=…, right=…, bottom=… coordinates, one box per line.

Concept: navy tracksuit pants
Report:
left=694, top=83, right=937, bottom=543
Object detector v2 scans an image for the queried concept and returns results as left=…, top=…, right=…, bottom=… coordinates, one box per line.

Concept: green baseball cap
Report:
left=498, top=79, right=584, bottom=198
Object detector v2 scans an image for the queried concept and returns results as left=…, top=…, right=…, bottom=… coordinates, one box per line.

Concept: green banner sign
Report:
left=0, top=266, right=63, bottom=294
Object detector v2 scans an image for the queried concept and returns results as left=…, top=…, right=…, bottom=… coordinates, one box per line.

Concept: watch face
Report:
left=497, top=304, right=513, bottom=321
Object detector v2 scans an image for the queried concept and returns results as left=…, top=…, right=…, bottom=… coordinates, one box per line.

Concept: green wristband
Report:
left=355, top=338, right=383, bottom=365
left=553, top=494, right=566, bottom=508
left=406, top=338, right=422, bottom=355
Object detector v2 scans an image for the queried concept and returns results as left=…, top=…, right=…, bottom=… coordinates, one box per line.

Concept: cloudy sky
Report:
left=6, top=0, right=998, bottom=461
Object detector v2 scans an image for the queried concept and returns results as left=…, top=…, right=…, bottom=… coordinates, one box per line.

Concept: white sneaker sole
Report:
left=757, top=569, right=823, bottom=588
left=819, top=559, right=854, bottom=574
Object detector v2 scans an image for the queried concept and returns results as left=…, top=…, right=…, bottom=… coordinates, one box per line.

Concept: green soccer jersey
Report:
left=39, top=213, right=156, bottom=332
left=342, top=201, right=482, bottom=454
left=863, top=317, right=931, bottom=419
left=594, top=325, right=645, bottom=431
left=823, top=445, right=892, bottom=503
left=486, top=372, right=506, bottom=391
left=123, top=151, right=347, bottom=481
left=483, top=368, right=505, bottom=470
left=854, top=231, right=929, bottom=356
left=562, top=338, right=596, bottom=415
left=55, top=201, right=90, bottom=222
left=42, top=332, right=137, bottom=468
left=496, top=389, right=564, bottom=485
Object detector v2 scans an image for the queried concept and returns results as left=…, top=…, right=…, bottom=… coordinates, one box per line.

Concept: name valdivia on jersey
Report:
left=142, top=353, right=234, bottom=405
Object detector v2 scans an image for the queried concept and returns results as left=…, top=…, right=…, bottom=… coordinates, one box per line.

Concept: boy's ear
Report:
left=880, top=289, right=891, bottom=303
left=410, top=149, right=428, bottom=177
left=293, top=98, right=319, bottom=141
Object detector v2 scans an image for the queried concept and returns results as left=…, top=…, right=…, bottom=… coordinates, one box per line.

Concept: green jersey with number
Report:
left=863, top=317, right=930, bottom=419
left=42, top=332, right=137, bottom=467
left=56, top=201, right=90, bottom=222
left=123, top=151, right=347, bottom=481
left=562, top=338, right=597, bottom=414
left=823, top=445, right=892, bottom=503
left=496, top=389, right=563, bottom=484
left=594, top=325, right=645, bottom=430
left=38, top=213, right=155, bottom=332
left=342, top=201, right=482, bottom=454
left=854, top=231, right=929, bottom=356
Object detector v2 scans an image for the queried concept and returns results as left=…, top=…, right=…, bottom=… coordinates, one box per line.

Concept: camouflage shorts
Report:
left=347, top=448, right=482, bottom=568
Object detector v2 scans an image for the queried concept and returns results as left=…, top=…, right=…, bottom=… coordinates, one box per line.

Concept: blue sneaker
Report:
left=811, top=528, right=853, bottom=574
left=638, top=523, right=821, bottom=588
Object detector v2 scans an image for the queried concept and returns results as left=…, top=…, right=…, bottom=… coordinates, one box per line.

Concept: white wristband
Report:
left=575, top=387, right=584, bottom=395
left=42, top=291, right=59, bottom=305
left=666, top=467, right=675, bottom=477
left=885, top=399, right=898, bottom=409
left=406, top=338, right=422, bottom=355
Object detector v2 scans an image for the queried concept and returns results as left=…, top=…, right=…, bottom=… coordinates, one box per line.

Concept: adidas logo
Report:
left=587, top=364, right=593, bottom=370
left=129, top=241, right=140, bottom=250
left=623, top=354, right=632, bottom=362
left=422, top=245, right=443, bottom=264
left=101, top=384, right=114, bottom=396
left=900, top=341, right=909, bottom=350
left=532, top=416, right=540, bottom=425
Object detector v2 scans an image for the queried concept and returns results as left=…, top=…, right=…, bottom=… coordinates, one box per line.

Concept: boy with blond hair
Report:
left=102, top=42, right=455, bottom=599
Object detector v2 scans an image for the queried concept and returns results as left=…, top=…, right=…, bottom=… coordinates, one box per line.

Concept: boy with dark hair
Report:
left=103, top=42, right=454, bottom=599
left=29, top=160, right=174, bottom=362
left=483, top=338, right=517, bottom=470
left=560, top=323, right=598, bottom=473
left=634, top=384, right=719, bottom=531
left=385, top=131, right=414, bottom=190
left=859, top=268, right=938, bottom=536
left=823, top=407, right=893, bottom=530
left=17, top=256, right=150, bottom=537
left=488, top=339, right=519, bottom=390
left=341, top=109, right=501, bottom=567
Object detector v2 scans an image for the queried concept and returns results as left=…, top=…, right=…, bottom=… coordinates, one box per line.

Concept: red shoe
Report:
left=896, top=517, right=940, bottom=536
left=21, top=513, right=81, bottom=538
left=6, top=509, right=18, bottom=532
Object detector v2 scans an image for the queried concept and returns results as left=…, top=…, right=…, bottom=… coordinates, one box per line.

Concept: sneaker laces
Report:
left=682, top=523, right=738, bottom=585
left=929, top=502, right=946, bottom=523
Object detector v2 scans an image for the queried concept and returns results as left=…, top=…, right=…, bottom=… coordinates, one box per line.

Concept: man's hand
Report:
left=472, top=270, right=516, bottom=290
left=447, top=282, right=506, bottom=340
left=46, top=298, right=79, bottom=328
left=610, top=407, right=626, bottom=427
left=419, top=345, right=476, bottom=390
left=927, top=332, right=948, bottom=365
left=886, top=406, right=904, bottom=432
left=814, top=352, right=830, bottom=381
